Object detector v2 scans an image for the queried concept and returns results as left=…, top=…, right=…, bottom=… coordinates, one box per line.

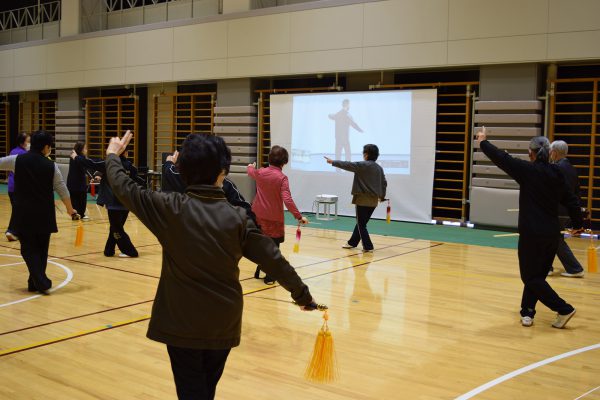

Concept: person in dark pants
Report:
left=67, top=141, right=97, bottom=220
left=547, top=140, right=585, bottom=278
left=477, top=128, right=583, bottom=329
left=247, top=146, right=308, bottom=284
left=104, top=131, right=316, bottom=399
left=95, top=153, right=139, bottom=258
left=325, top=144, right=387, bottom=252
left=328, top=99, right=364, bottom=161
left=5, top=132, right=30, bottom=242
left=161, top=150, right=257, bottom=223
left=0, top=130, right=78, bottom=293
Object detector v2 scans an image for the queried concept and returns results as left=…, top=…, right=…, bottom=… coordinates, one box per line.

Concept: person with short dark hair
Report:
left=325, top=144, right=387, bottom=252
left=162, top=149, right=257, bottom=223
left=547, top=140, right=585, bottom=278
left=0, top=130, right=78, bottom=293
left=247, top=145, right=308, bottom=284
left=104, top=131, right=315, bottom=400
left=67, top=141, right=96, bottom=220
left=5, top=132, right=30, bottom=241
left=477, top=128, right=583, bottom=329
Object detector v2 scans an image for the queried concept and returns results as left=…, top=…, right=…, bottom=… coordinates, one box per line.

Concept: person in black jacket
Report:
left=548, top=140, right=585, bottom=278
left=94, top=152, right=139, bottom=258
left=0, top=130, right=78, bottom=293
left=477, top=128, right=583, bottom=329
left=67, top=141, right=95, bottom=220
left=105, top=131, right=316, bottom=400
left=162, top=150, right=257, bottom=223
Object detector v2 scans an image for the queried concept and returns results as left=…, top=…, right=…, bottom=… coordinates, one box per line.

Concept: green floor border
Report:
left=284, top=211, right=518, bottom=250
left=1, top=184, right=518, bottom=250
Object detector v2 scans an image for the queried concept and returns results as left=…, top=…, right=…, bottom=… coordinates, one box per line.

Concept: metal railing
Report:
left=0, top=1, right=60, bottom=31
left=81, top=0, right=223, bottom=33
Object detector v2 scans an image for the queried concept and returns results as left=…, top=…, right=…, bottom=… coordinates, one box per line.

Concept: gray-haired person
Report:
left=477, top=128, right=583, bottom=329
left=548, top=140, right=585, bottom=278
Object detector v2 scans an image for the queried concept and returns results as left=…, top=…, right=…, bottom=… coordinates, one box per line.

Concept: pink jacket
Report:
left=247, top=165, right=302, bottom=238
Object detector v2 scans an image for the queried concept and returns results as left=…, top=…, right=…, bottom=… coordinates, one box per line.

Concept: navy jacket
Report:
left=480, top=140, right=582, bottom=236
left=162, top=160, right=257, bottom=223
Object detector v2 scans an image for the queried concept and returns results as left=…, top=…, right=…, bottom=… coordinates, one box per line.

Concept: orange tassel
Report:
left=293, top=223, right=301, bottom=253
left=588, top=229, right=597, bottom=273
left=91, top=183, right=96, bottom=197
left=305, top=311, right=337, bottom=383
left=75, top=221, right=84, bottom=247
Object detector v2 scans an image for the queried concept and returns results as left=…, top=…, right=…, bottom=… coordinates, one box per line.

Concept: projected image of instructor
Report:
left=328, top=99, right=364, bottom=161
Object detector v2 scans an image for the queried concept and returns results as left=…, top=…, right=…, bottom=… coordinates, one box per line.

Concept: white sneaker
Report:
left=552, top=309, right=576, bottom=329
left=5, top=231, right=18, bottom=242
left=363, top=248, right=374, bottom=253
left=521, top=316, right=533, bottom=327
left=560, top=271, right=584, bottom=278
left=118, top=253, right=131, bottom=258
left=342, top=243, right=356, bottom=249
left=82, top=215, right=91, bottom=221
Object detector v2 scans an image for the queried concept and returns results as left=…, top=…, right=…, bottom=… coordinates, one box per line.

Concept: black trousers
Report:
left=518, top=235, right=574, bottom=318
left=348, top=205, right=376, bottom=250
left=167, top=345, right=231, bottom=400
left=7, top=192, right=17, bottom=234
left=20, top=232, right=52, bottom=292
left=105, top=209, right=138, bottom=257
left=256, top=236, right=284, bottom=279
left=69, top=190, right=88, bottom=218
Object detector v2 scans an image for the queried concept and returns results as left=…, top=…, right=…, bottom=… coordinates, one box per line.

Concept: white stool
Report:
left=313, top=194, right=338, bottom=221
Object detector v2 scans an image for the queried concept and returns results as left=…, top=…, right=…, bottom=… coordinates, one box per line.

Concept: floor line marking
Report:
left=574, top=385, right=600, bottom=400
left=0, top=244, right=441, bottom=357
left=0, top=256, right=73, bottom=308
left=455, top=343, right=600, bottom=400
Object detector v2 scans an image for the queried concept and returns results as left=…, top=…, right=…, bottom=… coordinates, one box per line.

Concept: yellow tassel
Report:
left=75, top=222, right=84, bottom=247
left=588, top=245, right=598, bottom=273
left=305, top=311, right=337, bottom=383
left=293, top=243, right=299, bottom=253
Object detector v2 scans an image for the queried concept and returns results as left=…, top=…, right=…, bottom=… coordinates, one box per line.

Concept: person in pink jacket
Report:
left=248, top=145, right=308, bottom=284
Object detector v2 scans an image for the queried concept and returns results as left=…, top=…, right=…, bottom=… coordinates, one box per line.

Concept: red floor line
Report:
left=54, top=256, right=161, bottom=279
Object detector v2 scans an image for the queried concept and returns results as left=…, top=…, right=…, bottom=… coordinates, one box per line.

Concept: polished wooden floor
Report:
left=0, top=196, right=599, bottom=399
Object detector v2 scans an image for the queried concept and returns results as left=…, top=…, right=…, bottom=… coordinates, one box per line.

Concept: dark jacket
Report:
left=555, top=158, right=581, bottom=216
left=332, top=160, right=387, bottom=206
left=162, top=160, right=257, bottom=223
left=480, top=140, right=582, bottom=236
left=106, top=154, right=312, bottom=349
left=96, top=156, right=139, bottom=210
left=67, top=155, right=97, bottom=192
left=12, top=152, right=59, bottom=234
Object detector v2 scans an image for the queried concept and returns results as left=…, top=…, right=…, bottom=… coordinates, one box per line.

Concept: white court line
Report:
left=575, top=386, right=600, bottom=400
left=0, top=257, right=57, bottom=268
left=0, top=261, right=26, bottom=268
left=0, top=254, right=73, bottom=308
left=455, top=343, right=600, bottom=399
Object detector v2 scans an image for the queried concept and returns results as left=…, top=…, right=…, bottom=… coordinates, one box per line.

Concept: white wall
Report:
left=1, top=0, right=600, bottom=92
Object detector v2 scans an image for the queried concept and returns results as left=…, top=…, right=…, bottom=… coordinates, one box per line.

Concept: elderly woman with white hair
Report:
left=548, top=140, right=585, bottom=278
left=477, top=129, right=583, bottom=329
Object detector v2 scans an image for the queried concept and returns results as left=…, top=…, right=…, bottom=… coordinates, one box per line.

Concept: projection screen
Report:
left=269, top=89, right=437, bottom=223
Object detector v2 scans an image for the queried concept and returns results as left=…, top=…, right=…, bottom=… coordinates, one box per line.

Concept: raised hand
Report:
left=106, top=130, right=133, bottom=156
left=476, top=126, right=487, bottom=143
left=166, top=150, right=179, bottom=163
